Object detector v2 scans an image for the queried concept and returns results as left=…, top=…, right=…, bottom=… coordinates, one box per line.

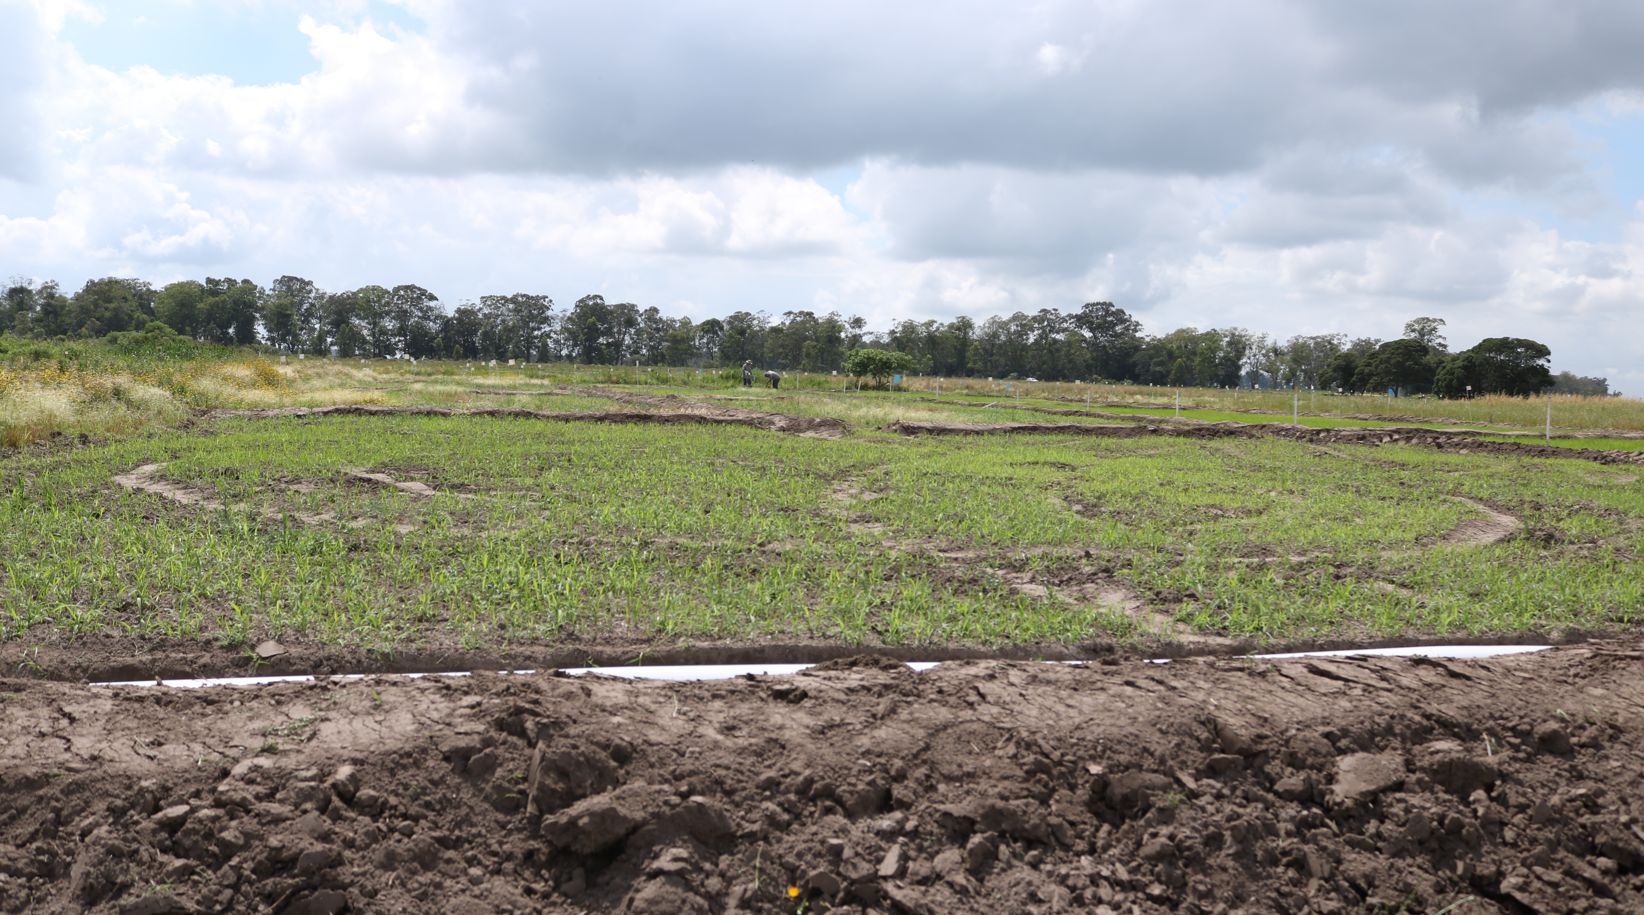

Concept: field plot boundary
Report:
left=201, top=402, right=847, bottom=437
left=929, top=395, right=1644, bottom=435
left=885, top=418, right=1644, bottom=466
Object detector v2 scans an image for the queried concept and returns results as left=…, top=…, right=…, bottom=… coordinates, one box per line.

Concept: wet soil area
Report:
left=3, top=644, right=1643, bottom=914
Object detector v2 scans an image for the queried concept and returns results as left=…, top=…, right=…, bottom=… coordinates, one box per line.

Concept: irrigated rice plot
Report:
left=2, top=414, right=1640, bottom=653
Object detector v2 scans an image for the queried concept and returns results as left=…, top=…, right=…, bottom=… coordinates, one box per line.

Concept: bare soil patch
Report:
left=115, top=464, right=372, bottom=528
left=115, top=464, right=480, bottom=531
left=114, top=464, right=221, bottom=509
left=343, top=470, right=436, bottom=497
left=1443, top=498, right=1524, bottom=547
left=3, top=644, right=1643, bottom=914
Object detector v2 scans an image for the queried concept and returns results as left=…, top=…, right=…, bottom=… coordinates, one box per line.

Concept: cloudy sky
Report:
left=3, top=0, right=1643, bottom=384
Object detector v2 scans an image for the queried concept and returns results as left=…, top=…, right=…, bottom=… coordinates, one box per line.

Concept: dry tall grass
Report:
left=0, top=357, right=391, bottom=446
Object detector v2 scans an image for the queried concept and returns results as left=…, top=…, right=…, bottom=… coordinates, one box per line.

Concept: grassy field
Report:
left=3, top=412, right=1639, bottom=653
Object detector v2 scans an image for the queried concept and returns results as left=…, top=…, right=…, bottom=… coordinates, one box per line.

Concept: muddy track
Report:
left=200, top=404, right=847, bottom=438
left=4, top=644, right=1644, bottom=914
left=884, top=419, right=1644, bottom=467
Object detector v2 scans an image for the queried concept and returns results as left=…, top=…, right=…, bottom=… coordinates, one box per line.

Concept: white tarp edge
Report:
left=89, top=646, right=1550, bottom=689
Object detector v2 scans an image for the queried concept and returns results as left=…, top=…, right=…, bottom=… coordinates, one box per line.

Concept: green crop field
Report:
left=3, top=412, right=1640, bottom=655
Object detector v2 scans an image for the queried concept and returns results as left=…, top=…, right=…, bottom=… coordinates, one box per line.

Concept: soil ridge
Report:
left=4, top=642, right=1642, bottom=914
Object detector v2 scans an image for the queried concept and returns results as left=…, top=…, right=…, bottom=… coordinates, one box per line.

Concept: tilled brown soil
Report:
left=5, top=645, right=1644, bottom=914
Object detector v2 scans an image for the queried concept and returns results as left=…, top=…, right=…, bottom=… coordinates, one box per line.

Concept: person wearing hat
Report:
left=742, top=360, right=754, bottom=387
left=764, top=369, right=781, bottom=390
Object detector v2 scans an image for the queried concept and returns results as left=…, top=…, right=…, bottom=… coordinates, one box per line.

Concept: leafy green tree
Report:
left=1071, top=302, right=1142, bottom=381
left=352, top=286, right=394, bottom=357
left=195, top=278, right=261, bottom=346
left=266, top=276, right=322, bottom=353
left=2, top=278, right=67, bottom=337
left=385, top=285, right=440, bottom=358
left=1432, top=352, right=1483, bottom=399
left=1320, top=351, right=1361, bottom=391
left=1403, top=317, right=1448, bottom=352
left=68, top=277, right=153, bottom=337
left=1280, top=333, right=1346, bottom=388
left=1214, top=328, right=1255, bottom=388
left=1549, top=372, right=1611, bottom=396
left=1468, top=337, right=1553, bottom=396
left=260, top=294, right=299, bottom=352
left=563, top=295, right=640, bottom=364
left=319, top=290, right=363, bottom=355
left=333, top=322, right=367, bottom=358
left=507, top=293, right=554, bottom=362
left=843, top=348, right=916, bottom=386
left=662, top=317, right=697, bottom=366
left=155, top=281, right=208, bottom=339
left=440, top=305, right=485, bottom=359
left=635, top=306, right=676, bottom=365
left=1135, top=328, right=1226, bottom=387
left=765, top=310, right=847, bottom=371
left=716, top=311, right=768, bottom=366
left=1356, top=338, right=1436, bottom=393
left=693, top=318, right=725, bottom=362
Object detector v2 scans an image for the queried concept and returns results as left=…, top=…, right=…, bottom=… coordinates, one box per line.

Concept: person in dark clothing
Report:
left=742, top=360, right=754, bottom=386
left=764, top=370, right=781, bottom=390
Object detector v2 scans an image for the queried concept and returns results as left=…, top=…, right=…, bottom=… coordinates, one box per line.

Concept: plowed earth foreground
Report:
left=4, top=647, right=1644, bottom=915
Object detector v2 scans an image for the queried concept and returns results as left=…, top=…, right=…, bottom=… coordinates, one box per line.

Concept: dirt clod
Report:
left=254, top=640, right=287, bottom=660
left=1331, top=752, right=1407, bottom=805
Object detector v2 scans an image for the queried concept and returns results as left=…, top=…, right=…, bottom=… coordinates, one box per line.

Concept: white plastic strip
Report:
left=89, top=646, right=1549, bottom=689
left=558, top=661, right=944, bottom=680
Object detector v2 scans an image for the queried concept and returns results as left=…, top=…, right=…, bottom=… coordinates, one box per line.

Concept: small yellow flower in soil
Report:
left=788, top=887, right=800, bottom=898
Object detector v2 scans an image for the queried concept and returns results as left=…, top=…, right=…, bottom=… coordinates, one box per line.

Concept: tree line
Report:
left=0, top=274, right=1615, bottom=397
